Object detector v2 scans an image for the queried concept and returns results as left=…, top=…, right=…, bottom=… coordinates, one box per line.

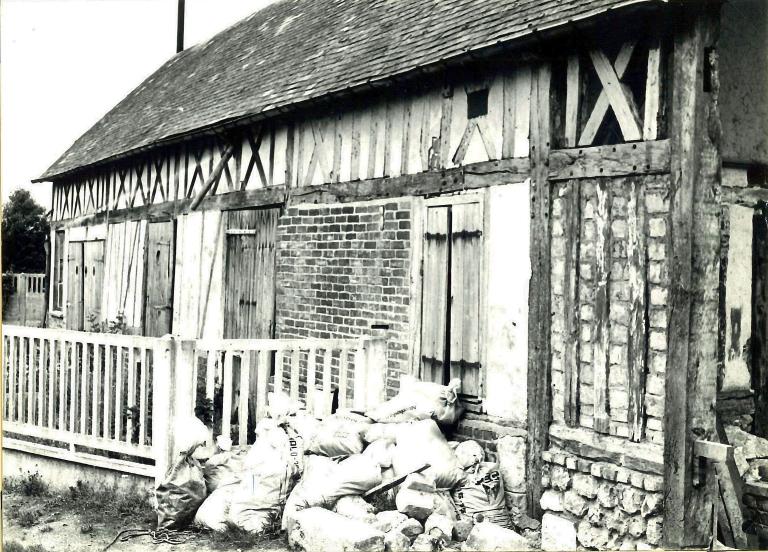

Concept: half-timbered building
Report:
left=17, top=0, right=768, bottom=548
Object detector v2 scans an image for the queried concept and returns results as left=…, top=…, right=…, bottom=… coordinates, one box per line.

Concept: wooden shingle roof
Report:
left=38, top=0, right=660, bottom=181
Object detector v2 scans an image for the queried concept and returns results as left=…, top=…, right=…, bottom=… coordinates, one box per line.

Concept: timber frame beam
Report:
left=663, top=2, right=722, bottom=548
left=526, top=61, right=553, bottom=519
left=49, top=157, right=530, bottom=229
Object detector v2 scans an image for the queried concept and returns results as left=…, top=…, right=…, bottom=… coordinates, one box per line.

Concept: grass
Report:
left=204, top=523, right=283, bottom=551
left=63, top=480, right=155, bottom=528
left=4, top=476, right=154, bottom=532
left=3, top=542, right=51, bottom=552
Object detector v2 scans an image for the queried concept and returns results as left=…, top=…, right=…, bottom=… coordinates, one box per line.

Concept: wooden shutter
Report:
left=144, top=221, right=175, bottom=337
left=66, top=242, right=84, bottom=330
left=449, top=201, right=483, bottom=396
left=420, top=206, right=450, bottom=384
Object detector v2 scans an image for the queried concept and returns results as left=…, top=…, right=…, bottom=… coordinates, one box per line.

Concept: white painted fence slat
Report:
left=92, top=343, right=102, bottom=438
left=103, top=345, right=112, bottom=439
left=339, top=347, right=349, bottom=409
left=205, top=352, right=216, bottom=443
left=323, top=348, right=333, bottom=412
left=126, top=346, right=136, bottom=443
left=37, top=338, right=46, bottom=426
left=222, top=351, right=234, bottom=441
left=274, top=349, right=284, bottom=393
left=114, top=347, right=124, bottom=440
left=9, top=336, right=16, bottom=422
left=80, top=342, right=90, bottom=434
left=139, top=348, right=148, bottom=446
left=239, top=351, right=250, bottom=445
left=290, top=348, right=300, bottom=402
left=255, top=350, right=269, bottom=423
left=306, top=347, right=316, bottom=414
left=18, top=336, right=26, bottom=424
left=28, top=338, right=36, bottom=425
left=58, top=341, right=66, bottom=430
left=47, top=339, right=56, bottom=428
left=69, top=342, right=78, bottom=436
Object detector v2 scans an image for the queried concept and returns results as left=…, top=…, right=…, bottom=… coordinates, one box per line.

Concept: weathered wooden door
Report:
left=83, top=240, right=105, bottom=326
left=66, top=242, right=84, bottom=330
left=420, top=198, right=484, bottom=396
left=223, top=208, right=279, bottom=339
left=143, top=221, right=175, bottom=337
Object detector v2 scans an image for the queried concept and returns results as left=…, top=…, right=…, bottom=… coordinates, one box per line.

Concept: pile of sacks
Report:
left=154, top=376, right=531, bottom=551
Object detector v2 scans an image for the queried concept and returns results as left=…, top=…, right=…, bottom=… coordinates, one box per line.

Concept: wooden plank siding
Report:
left=50, top=64, right=532, bottom=224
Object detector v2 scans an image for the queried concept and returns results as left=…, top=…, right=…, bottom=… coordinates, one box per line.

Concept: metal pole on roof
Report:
left=176, top=0, right=185, bottom=53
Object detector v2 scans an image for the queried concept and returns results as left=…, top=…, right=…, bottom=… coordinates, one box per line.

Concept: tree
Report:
left=2, top=189, right=50, bottom=273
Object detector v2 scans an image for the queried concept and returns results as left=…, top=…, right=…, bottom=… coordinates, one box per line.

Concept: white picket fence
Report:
left=2, top=325, right=387, bottom=483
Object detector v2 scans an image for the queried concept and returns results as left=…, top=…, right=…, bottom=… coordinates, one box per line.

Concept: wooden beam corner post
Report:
left=663, top=2, right=722, bottom=548
left=152, top=335, right=197, bottom=485
left=526, top=61, right=553, bottom=519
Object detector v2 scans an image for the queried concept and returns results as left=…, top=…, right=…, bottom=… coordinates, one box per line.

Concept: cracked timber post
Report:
left=663, top=1, right=723, bottom=548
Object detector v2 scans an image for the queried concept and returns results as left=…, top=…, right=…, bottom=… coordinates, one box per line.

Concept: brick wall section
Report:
left=549, top=175, right=670, bottom=446
left=275, top=198, right=413, bottom=396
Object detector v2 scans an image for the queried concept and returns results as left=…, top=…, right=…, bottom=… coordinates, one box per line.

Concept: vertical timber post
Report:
left=353, top=337, right=387, bottom=411
left=664, top=1, right=722, bottom=548
left=526, top=61, right=553, bottom=519
left=152, top=335, right=197, bottom=485
left=152, top=335, right=174, bottom=485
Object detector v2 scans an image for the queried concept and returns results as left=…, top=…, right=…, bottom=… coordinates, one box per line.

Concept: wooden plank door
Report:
left=223, top=208, right=279, bottom=339
left=223, top=207, right=279, bottom=440
left=143, top=221, right=175, bottom=337
left=83, top=240, right=105, bottom=328
left=66, top=242, right=84, bottom=330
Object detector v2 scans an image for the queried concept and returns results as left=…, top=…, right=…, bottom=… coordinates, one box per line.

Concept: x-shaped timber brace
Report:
left=567, top=40, right=662, bottom=147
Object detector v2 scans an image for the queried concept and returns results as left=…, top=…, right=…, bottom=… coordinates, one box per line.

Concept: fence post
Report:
left=354, top=337, right=388, bottom=411
left=152, top=335, right=197, bottom=486
left=152, top=335, right=174, bottom=485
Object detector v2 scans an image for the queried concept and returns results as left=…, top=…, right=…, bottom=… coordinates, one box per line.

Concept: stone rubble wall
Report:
left=539, top=448, right=663, bottom=550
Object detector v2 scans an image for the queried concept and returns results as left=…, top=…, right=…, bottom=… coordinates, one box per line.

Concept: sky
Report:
left=1, top=0, right=276, bottom=211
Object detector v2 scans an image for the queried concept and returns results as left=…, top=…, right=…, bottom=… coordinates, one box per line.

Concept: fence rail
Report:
left=2, top=325, right=387, bottom=482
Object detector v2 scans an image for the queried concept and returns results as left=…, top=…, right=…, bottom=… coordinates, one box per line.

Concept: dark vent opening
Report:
left=467, top=88, right=489, bottom=119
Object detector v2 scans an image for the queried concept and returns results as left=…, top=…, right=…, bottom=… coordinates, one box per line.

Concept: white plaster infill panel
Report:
left=483, top=179, right=530, bottom=422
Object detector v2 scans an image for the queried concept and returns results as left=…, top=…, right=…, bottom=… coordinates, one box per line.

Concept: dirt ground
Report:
left=1, top=482, right=290, bottom=552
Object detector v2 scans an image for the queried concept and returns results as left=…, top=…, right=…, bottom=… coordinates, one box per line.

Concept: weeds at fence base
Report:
left=3, top=542, right=51, bottom=552
left=4, top=470, right=48, bottom=497
left=204, top=524, right=283, bottom=551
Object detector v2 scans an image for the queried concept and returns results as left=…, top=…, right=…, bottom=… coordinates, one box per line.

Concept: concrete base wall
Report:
left=2, top=448, right=154, bottom=495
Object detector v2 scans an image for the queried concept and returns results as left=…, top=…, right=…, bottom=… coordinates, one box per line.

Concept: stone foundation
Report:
left=539, top=448, right=663, bottom=550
